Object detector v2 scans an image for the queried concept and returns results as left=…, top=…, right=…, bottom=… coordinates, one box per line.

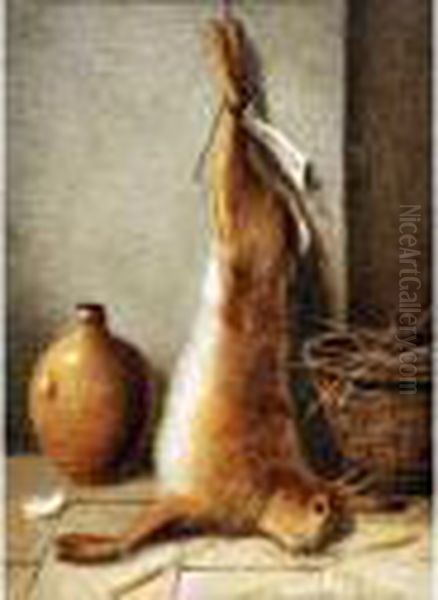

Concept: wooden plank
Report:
left=7, top=566, right=38, bottom=600
left=34, top=504, right=182, bottom=600
left=118, top=569, right=178, bottom=600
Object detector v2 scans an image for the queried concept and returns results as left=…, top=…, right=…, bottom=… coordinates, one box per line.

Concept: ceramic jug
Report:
left=28, top=304, right=153, bottom=484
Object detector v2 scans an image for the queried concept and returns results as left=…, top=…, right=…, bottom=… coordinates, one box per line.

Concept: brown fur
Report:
left=56, top=16, right=348, bottom=564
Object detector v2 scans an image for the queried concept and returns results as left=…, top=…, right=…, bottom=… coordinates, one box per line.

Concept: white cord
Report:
left=220, top=0, right=233, bottom=18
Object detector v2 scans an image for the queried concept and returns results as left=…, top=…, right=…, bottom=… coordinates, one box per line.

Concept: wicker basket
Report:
left=304, top=332, right=431, bottom=494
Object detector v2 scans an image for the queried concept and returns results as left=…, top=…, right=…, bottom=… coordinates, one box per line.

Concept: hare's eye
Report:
left=313, top=495, right=328, bottom=516
left=314, top=501, right=325, bottom=514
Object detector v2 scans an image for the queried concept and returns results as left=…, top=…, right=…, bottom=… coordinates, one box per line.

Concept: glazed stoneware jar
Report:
left=28, top=304, right=153, bottom=484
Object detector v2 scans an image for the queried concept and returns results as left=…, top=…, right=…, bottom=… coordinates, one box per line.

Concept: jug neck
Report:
left=75, top=303, right=107, bottom=331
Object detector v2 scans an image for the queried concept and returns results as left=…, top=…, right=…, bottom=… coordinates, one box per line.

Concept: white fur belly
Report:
left=155, top=252, right=223, bottom=493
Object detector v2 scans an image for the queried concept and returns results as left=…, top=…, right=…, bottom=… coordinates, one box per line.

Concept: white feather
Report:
left=22, top=488, right=67, bottom=520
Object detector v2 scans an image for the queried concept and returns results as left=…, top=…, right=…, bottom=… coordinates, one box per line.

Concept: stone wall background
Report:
left=7, top=0, right=347, bottom=451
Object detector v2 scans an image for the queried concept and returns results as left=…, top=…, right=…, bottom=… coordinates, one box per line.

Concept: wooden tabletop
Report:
left=7, top=455, right=431, bottom=599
